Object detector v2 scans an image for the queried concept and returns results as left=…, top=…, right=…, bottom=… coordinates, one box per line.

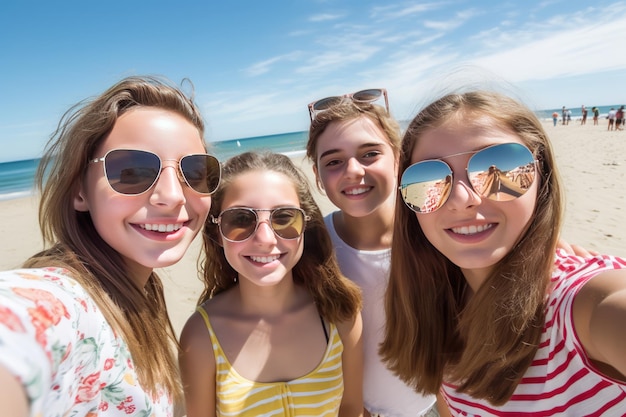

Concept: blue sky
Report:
left=1, top=0, right=625, bottom=162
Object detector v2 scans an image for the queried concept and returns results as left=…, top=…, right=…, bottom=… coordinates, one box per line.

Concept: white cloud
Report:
left=309, top=13, right=344, bottom=22
left=471, top=15, right=626, bottom=82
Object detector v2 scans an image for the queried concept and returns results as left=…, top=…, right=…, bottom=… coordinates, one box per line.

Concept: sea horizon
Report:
left=0, top=104, right=622, bottom=201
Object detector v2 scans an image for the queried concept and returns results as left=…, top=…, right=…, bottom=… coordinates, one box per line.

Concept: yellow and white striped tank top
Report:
left=197, top=306, right=344, bottom=416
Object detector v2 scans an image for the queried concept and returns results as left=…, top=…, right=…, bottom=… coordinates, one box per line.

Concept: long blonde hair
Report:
left=23, top=75, right=206, bottom=401
left=380, top=90, right=563, bottom=405
left=199, top=151, right=362, bottom=323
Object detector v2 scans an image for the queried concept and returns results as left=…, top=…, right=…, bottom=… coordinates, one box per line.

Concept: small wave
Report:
left=0, top=189, right=35, bottom=202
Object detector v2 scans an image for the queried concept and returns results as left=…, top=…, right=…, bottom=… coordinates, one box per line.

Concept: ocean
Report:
left=0, top=103, right=622, bottom=201
left=0, top=130, right=309, bottom=201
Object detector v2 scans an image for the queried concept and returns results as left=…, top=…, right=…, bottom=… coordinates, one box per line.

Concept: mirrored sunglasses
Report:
left=308, top=88, right=389, bottom=121
left=212, top=207, right=311, bottom=242
left=90, top=149, right=221, bottom=195
left=399, top=143, right=537, bottom=213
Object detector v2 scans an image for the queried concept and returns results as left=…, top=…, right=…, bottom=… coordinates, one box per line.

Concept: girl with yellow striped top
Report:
left=179, top=151, right=364, bottom=417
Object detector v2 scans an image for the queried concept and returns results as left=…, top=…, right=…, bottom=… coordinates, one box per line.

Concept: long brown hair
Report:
left=379, top=90, right=563, bottom=405
left=23, top=75, right=206, bottom=401
left=199, top=151, right=362, bottom=322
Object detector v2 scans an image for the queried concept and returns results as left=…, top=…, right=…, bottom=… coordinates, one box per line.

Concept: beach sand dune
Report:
left=1, top=121, right=624, bottom=334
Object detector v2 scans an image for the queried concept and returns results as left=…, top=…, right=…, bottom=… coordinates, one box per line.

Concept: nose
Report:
left=344, top=157, right=365, bottom=179
left=444, top=177, right=482, bottom=211
left=149, top=164, right=186, bottom=207
left=253, top=218, right=278, bottom=244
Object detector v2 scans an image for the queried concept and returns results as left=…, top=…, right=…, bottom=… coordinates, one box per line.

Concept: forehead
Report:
left=317, top=116, right=391, bottom=151
left=222, top=169, right=300, bottom=208
left=410, top=116, right=525, bottom=163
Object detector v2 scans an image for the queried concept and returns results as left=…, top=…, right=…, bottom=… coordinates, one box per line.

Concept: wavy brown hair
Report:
left=306, top=102, right=401, bottom=174
left=23, top=75, right=207, bottom=402
left=199, top=151, right=361, bottom=322
left=379, top=91, right=563, bottom=405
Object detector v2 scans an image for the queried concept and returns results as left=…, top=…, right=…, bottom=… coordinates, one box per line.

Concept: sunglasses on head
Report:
left=399, top=143, right=538, bottom=213
left=90, top=149, right=221, bottom=195
left=308, top=88, right=389, bottom=121
left=212, top=207, right=311, bottom=242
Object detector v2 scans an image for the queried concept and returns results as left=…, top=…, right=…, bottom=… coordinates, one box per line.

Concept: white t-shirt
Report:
left=325, top=212, right=436, bottom=417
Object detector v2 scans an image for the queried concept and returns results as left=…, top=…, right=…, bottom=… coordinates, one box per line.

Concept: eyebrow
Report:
left=318, top=142, right=386, bottom=160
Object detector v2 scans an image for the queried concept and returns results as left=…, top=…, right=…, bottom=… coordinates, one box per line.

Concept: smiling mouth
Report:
left=249, top=255, right=281, bottom=263
left=450, top=223, right=494, bottom=235
left=343, top=186, right=371, bottom=196
left=139, top=223, right=183, bottom=233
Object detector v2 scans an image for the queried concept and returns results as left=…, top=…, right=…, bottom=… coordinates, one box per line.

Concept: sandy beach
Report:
left=1, top=120, right=624, bottom=335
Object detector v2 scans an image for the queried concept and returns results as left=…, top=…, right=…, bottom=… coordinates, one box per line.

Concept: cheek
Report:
left=416, top=212, right=435, bottom=238
left=318, top=168, right=339, bottom=190
left=221, top=242, right=241, bottom=267
left=512, top=186, right=538, bottom=232
left=189, top=195, right=212, bottom=222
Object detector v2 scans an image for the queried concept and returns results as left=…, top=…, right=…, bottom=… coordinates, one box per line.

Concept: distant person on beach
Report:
left=580, top=105, right=587, bottom=124
left=566, top=108, right=572, bottom=125
left=552, top=111, right=559, bottom=126
left=616, top=106, right=624, bottom=130
left=307, top=89, right=442, bottom=417
left=592, top=106, right=599, bottom=125
left=608, top=107, right=617, bottom=130
left=561, top=106, right=567, bottom=125
left=179, top=151, right=364, bottom=417
left=0, top=76, right=221, bottom=416
left=380, top=90, right=626, bottom=415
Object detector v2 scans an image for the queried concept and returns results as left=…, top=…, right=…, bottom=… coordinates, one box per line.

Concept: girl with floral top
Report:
left=0, top=75, right=221, bottom=416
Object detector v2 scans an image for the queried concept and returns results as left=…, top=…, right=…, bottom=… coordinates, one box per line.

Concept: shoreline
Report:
left=1, top=121, right=624, bottom=334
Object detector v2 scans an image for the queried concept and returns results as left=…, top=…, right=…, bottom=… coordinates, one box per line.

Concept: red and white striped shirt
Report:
left=442, top=250, right=626, bottom=416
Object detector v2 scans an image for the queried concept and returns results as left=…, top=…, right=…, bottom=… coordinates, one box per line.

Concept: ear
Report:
left=73, top=188, right=90, bottom=212
left=312, top=164, right=324, bottom=191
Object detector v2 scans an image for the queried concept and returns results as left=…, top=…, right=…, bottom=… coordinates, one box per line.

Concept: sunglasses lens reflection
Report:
left=468, top=143, right=536, bottom=201
left=400, top=143, right=536, bottom=213
left=400, top=160, right=453, bottom=213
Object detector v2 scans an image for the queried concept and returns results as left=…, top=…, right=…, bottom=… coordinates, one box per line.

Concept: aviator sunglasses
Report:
left=90, top=149, right=221, bottom=195
left=212, top=207, right=311, bottom=242
left=308, top=88, right=389, bottom=121
left=399, top=142, right=538, bottom=214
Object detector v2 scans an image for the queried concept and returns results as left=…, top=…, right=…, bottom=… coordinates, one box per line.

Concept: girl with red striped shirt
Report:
left=380, top=90, right=626, bottom=416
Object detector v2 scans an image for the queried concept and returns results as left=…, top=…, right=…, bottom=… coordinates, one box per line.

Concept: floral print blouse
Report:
left=0, top=267, right=173, bottom=416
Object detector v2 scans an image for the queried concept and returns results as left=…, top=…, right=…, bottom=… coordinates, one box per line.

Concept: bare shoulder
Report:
left=335, top=312, right=363, bottom=348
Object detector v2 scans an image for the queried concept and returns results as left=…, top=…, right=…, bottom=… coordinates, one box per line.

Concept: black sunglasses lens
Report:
left=400, top=160, right=453, bottom=213
left=271, top=208, right=305, bottom=239
left=468, top=143, right=536, bottom=201
left=104, top=150, right=160, bottom=195
left=220, top=209, right=257, bottom=241
left=352, top=89, right=382, bottom=103
left=180, top=154, right=221, bottom=194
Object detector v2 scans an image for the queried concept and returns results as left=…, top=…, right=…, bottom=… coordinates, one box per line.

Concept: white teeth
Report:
left=140, top=223, right=183, bottom=232
left=250, top=255, right=280, bottom=263
left=345, top=187, right=370, bottom=195
left=451, top=224, right=494, bottom=235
